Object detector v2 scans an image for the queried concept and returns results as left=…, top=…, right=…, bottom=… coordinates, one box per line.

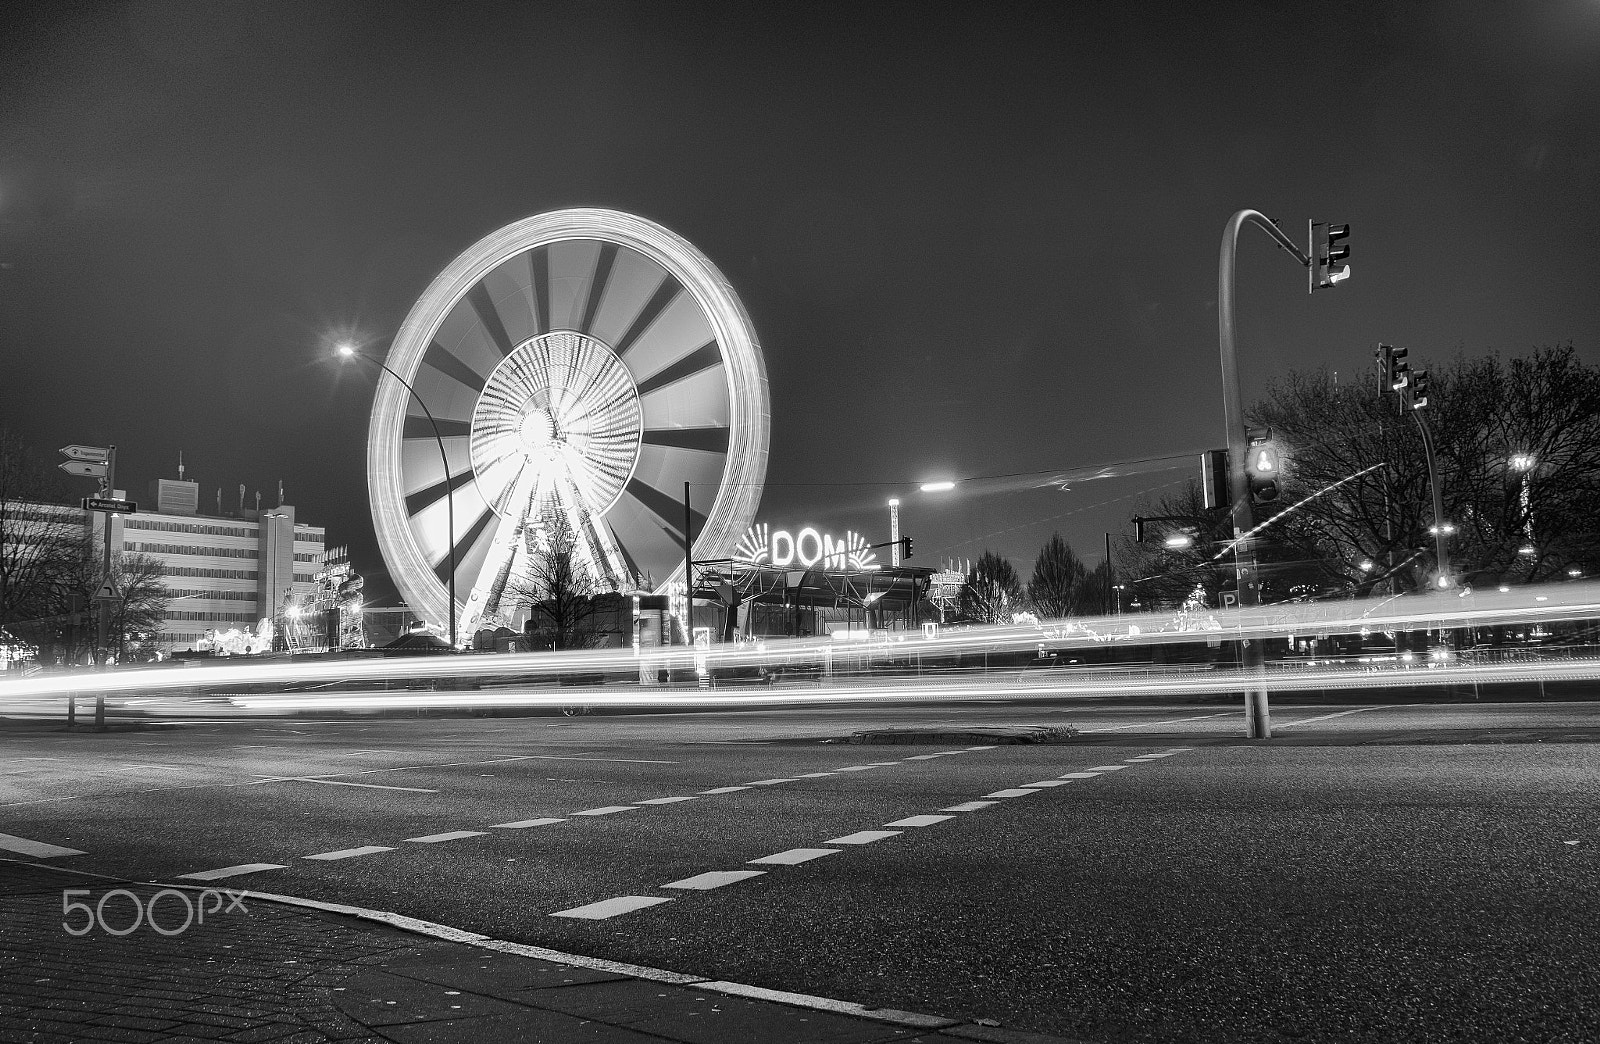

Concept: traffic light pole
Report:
left=94, top=445, right=116, bottom=728
left=1219, top=211, right=1312, bottom=740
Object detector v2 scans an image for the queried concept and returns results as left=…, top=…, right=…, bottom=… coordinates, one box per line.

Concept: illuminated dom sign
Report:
left=734, top=524, right=878, bottom=570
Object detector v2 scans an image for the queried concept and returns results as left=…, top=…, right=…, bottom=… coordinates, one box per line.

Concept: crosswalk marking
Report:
left=662, top=870, right=767, bottom=890
left=1059, top=772, right=1102, bottom=779
left=177, top=863, right=285, bottom=881
left=489, top=818, right=565, bottom=829
left=700, top=786, right=750, bottom=794
left=825, top=830, right=901, bottom=845
left=1087, top=765, right=1130, bottom=771
left=552, top=895, right=673, bottom=919
left=744, top=778, right=796, bottom=785
left=636, top=796, right=696, bottom=805
left=795, top=772, right=834, bottom=778
left=303, top=845, right=394, bottom=861
left=1020, top=780, right=1074, bottom=788
left=983, top=789, right=1038, bottom=798
left=884, top=815, right=953, bottom=828
left=570, top=806, right=637, bottom=816
left=940, top=800, right=998, bottom=812
left=748, top=848, right=840, bottom=866
left=404, top=830, right=486, bottom=843
left=0, top=832, right=85, bottom=858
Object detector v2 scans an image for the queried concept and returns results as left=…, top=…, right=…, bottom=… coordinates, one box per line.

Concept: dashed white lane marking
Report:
left=570, top=806, right=637, bottom=816
left=1059, top=771, right=1102, bottom=779
left=884, top=814, right=953, bottom=828
left=699, top=786, right=750, bottom=794
left=866, top=762, right=900, bottom=766
left=304, top=846, right=394, bottom=861
left=494, top=755, right=679, bottom=764
left=177, top=863, right=286, bottom=881
left=964, top=745, right=998, bottom=750
left=0, top=833, right=85, bottom=858
left=983, top=789, right=1038, bottom=799
left=748, top=848, right=841, bottom=866
left=552, top=895, right=673, bottom=919
left=1081, top=712, right=1234, bottom=733
left=940, top=801, right=997, bottom=812
left=490, top=818, right=565, bottom=829
left=1275, top=706, right=1395, bottom=729
left=405, top=830, right=487, bottom=843
left=1087, top=765, right=1130, bottom=772
left=903, top=754, right=945, bottom=760
left=795, top=772, right=835, bottom=778
left=826, top=830, right=901, bottom=845
left=636, top=796, right=696, bottom=805
left=1020, top=780, right=1074, bottom=788
left=252, top=776, right=438, bottom=793
left=836, top=766, right=878, bottom=772
left=744, top=778, right=796, bottom=785
left=662, top=870, right=767, bottom=890
left=117, top=764, right=182, bottom=771
left=343, top=749, right=406, bottom=755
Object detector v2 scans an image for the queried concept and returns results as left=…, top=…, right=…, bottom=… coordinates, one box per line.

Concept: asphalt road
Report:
left=3, top=700, right=1598, bottom=1043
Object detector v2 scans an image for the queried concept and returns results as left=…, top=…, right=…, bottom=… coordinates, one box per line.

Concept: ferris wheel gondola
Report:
left=367, top=209, right=769, bottom=640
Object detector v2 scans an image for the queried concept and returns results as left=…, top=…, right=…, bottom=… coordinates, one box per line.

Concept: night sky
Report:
left=3, top=1, right=1597, bottom=606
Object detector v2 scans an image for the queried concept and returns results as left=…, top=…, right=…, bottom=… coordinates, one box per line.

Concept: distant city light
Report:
left=1164, top=534, right=1193, bottom=548
left=920, top=481, right=955, bottom=493
left=1358, top=560, right=1374, bottom=572
left=1509, top=454, right=1535, bottom=471
left=1519, top=544, right=1537, bottom=556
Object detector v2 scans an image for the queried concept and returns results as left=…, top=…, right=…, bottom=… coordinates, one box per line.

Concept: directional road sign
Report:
left=93, top=578, right=121, bottom=602
left=59, top=444, right=110, bottom=462
left=82, top=497, right=136, bottom=514
left=60, top=461, right=107, bottom=479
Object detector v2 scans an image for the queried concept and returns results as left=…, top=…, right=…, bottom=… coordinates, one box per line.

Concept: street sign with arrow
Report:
left=60, top=460, right=107, bottom=479
left=60, top=444, right=110, bottom=462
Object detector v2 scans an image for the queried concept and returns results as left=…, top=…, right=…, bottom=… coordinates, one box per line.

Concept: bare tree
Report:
left=1027, top=532, right=1087, bottom=618
left=508, top=513, right=599, bottom=650
left=961, top=550, right=1022, bottom=624
left=0, top=428, right=80, bottom=628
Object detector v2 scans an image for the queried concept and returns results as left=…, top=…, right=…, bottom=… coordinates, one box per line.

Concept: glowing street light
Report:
left=1164, top=533, right=1193, bottom=549
left=920, top=481, right=955, bottom=493
left=1509, top=453, right=1535, bottom=471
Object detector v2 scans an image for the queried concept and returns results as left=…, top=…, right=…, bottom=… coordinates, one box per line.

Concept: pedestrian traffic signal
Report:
left=901, top=535, right=914, bottom=559
left=1245, top=442, right=1281, bottom=505
left=1310, top=221, right=1351, bottom=291
left=1201, top=448, right=1230, bottom=510
left=1408, top=369, right=1429, bottom=410
left=1380, top=343, right=1410, bottom=393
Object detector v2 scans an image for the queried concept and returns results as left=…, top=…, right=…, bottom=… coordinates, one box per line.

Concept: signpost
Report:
left=59, top=443, right=118, bottom=726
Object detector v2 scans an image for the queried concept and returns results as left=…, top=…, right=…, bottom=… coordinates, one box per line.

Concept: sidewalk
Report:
left=0, top=861, right=1084, bottom=1044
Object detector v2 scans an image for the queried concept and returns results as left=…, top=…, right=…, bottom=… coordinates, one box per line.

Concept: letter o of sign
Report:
left=796, top=527, right=823, bottom=567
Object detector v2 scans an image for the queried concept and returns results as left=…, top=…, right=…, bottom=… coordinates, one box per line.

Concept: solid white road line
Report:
left=258, top=776, right=439, bottom=793
left=177, top=863, right=286, bottom=881
left=1081, top=712, right=1234, bottom=733
left=795, top=772, right=834, bottom=778
left=826, top=831, right=902, bottom=845
left=744, top=778, right=796, bottom=785
left=636, top=796, right=696, bottom=805
left=964, top=745, right=998, bottom=750
left=902, top=754, right=945, bottom=760
left=748, top=848, right=841, bottom=866
left=698, top=786, right=750, bottom=794
left=883, top=815, right=953, bottom=828
left=1275, top=705, right=1395, bottom=729
left=940, top=801, right=998, bottom=812
left=489, top=818, right=565, bottom=829
left=494, top=755, right=679, bottom=764
left=404, top=831, right=487, bottom=843
left=661, top=870, right=767, bottom=890
left=0, top=833, right=84, bottom=858
left=303, top=846, right=394, bottom=861
left=570, top=806, right=637, bottom=816
left=983, top=789, right=1038, bottom=798
left=551, top=895, right=673, bottom=919
left=1087, top=765, right=1130, bottom=771
left=836, top=766, right=878, bottom=772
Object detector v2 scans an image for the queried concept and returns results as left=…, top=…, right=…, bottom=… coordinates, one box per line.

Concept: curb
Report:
left=5, top=857, right=1081, bottom=1042
left=844, top=725, right=1078, bottom=745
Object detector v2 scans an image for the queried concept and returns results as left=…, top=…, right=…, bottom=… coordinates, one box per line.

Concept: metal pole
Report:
left=1220, top=211, right=1307, bottom=740
left=1410, top=410, right=1450, bottom=586
left=1104, top=532, right=1113, bottom=614
left=94, top=445, right=116, bottom=726
left=363, top=358, right=456, bottom=649
left=889, top=499, right=901, bottom=567
left=683, top=482, right=693, bottom=646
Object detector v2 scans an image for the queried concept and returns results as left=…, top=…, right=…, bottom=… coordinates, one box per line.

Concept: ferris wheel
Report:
left=367, top=209, right=769, bottom=639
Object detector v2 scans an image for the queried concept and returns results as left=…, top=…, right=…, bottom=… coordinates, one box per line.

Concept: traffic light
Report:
left=1201, top=448, right=1230, bottom=510
left=901, top=535, right=913, bottom=560
left=1309, top=221, right=1351, bottom=291
left=1245, top=442, right=1281, bottom=505
left=1380, top=343, right=1410, bottom=393
left=1408, top=369, right=1429, bottom=410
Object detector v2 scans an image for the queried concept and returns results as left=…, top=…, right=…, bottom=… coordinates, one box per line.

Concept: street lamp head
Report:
left=336, top=343, right=356, bottom=358
left=1509, top=453, right=1535, bottom=471
left=920, top=481, right=955, bottom=493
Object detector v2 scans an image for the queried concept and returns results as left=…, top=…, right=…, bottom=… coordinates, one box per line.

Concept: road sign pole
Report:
left=94, top=445, right=116, bottom=726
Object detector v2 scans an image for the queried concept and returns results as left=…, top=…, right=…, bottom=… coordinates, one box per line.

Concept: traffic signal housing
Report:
left=1310, top=221, right=1351, bottom=291
left=1380, top=343, right=1410, bottom=393
left=901, top=535, right=913, bottom=560
left=1408, top=369, right=1429, bottom=410
left=1245, top=441, right=1281, bottom=505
